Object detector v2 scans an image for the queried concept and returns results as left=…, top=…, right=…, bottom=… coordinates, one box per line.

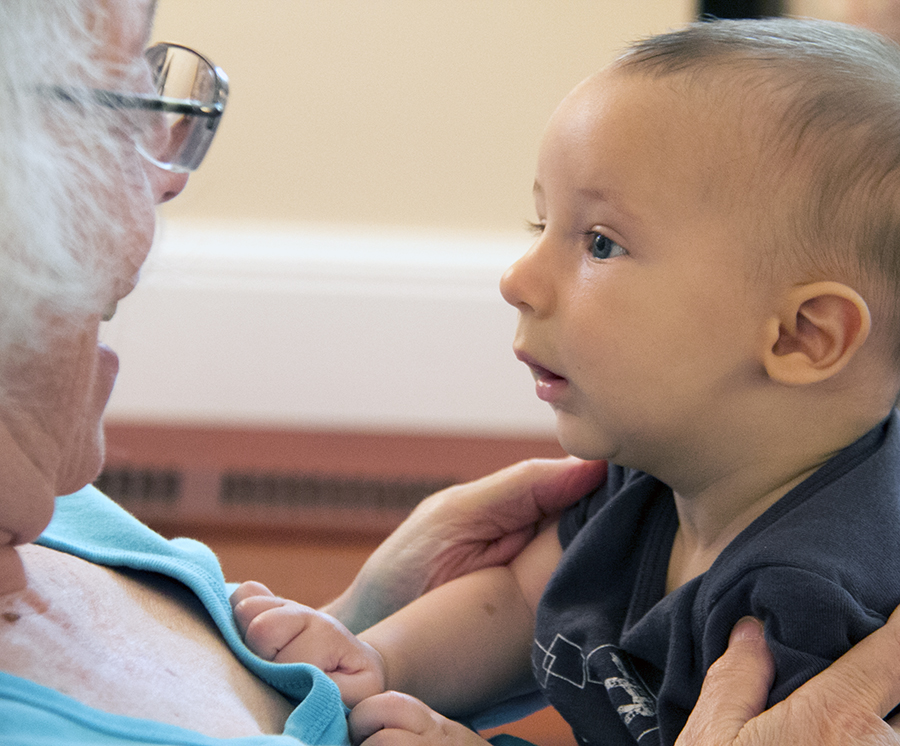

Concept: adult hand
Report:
left=676, top=612, right=900, bottom=746
left=323, top=457, right=606, bottom=633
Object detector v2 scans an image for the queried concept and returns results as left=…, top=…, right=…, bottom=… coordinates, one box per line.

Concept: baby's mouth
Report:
left=515, top=350, right=567, bottom=384
left=532, top=362, right=565, bottom=382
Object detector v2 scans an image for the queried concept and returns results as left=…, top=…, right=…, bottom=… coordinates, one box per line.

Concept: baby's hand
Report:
left=230, top=581, right=385, bottom=707
left=350, top=692, right=491, bottom=746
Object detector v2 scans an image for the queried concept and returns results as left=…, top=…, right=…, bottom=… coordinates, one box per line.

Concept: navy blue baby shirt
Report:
left=533, top=412, right=900, bottom=745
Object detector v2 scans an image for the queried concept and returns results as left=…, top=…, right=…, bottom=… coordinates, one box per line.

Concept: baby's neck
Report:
left=664, top=460, right=822, bottom=594
left=660, top=398, right=895, bottom=594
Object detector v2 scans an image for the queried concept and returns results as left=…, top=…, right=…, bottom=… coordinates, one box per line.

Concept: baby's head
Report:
left=502, top=17, right=900, bottom=471
left=614, top=17, right=900, bottom=366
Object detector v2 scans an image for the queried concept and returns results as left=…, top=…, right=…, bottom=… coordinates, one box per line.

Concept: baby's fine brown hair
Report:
left=617, top=18, right=900, bottom=363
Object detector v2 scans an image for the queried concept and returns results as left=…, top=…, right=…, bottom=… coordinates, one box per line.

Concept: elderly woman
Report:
left=0, top=2, right=899, bottom=744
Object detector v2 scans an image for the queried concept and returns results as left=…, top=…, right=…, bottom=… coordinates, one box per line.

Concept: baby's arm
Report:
left=355, top=518, right=563, bottom=718
left=231, top=581, right=385, bottom=707
left=233, top=520, right=562, bottom=719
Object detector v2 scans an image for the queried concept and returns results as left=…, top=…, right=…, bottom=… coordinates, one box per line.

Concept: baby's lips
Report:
left=515, top=349, right=566, bottom=382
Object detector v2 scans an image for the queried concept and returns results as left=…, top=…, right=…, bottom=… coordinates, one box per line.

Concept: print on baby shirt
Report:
left=534, top=632, right=660, bottom=744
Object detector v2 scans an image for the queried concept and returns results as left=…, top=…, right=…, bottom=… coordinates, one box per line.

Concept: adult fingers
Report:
left=323, top=458, right=607, bottom=634
left=675, top=617, right=774, bottom=746
left=752, top=605, right=900, bottom=745
left=449, top=457, right=607, bottom=530
left=421, top=458, right=607, bottom=584
left=525, top=457, right=608, bottom=517
left=678, top=611, right=900, bottom=746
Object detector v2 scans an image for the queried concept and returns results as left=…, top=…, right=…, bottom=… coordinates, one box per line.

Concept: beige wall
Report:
left=790, top=0, right=900, bottom=41
left=788, top=0, right=888, bottom=23
left=153, top=1, right=694, bottom=235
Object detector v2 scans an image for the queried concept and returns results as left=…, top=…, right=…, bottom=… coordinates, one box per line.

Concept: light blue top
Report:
left=0, top=485, right=351, bottom=745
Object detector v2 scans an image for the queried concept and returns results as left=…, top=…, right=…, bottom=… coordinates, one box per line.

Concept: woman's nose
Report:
left=500, top=240, right=555, bottom=316
left=149, top=165, right=190, bottom=205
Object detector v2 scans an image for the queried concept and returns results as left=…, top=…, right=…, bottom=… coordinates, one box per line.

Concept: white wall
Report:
left=101, top=221, right=557, bottom=436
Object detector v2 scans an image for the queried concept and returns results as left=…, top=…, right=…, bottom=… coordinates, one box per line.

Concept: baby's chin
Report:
left=556, top=431, right=615, bottom=464
left=550, top=410, right=608, bottom=455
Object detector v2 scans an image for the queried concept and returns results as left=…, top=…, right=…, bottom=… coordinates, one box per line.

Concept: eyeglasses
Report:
left=50, top=42, right=229, bottom=173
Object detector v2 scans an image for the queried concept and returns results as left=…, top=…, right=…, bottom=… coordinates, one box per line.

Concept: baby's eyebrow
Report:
left=575, top=183, right=630, bottom=203
left=533, top=180, right=638, bottom=225
left=535, top=178, right=615, bottom=205
left=578, top=186, right=641, bottom=227
left=575, top=187, right=644, bottom=230
left=577, top=186, right=610, bottom=201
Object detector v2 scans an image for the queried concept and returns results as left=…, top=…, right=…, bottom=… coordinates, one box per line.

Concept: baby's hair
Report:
left=617, top=18, right=900, bottom=361
left=0, top=1, right=148, bottom=375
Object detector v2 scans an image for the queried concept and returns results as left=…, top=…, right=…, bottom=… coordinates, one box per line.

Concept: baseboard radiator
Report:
left=97, top=422, right=564, bottom=540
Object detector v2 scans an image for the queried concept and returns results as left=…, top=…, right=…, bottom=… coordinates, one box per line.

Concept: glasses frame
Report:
left=48, top=42, right=228, bottom=172
left=53, top=88, right=224, bottom=119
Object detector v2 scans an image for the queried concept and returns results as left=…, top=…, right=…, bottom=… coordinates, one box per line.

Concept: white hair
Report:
left=0, top=1, right=147, bottom=365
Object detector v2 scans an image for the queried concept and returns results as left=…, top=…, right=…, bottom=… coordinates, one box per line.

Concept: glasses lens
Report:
left=137, top=44, right=228, bottom=172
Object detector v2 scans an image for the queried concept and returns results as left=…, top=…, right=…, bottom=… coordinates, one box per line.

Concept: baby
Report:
left=231, top=18, right=900, bottom=746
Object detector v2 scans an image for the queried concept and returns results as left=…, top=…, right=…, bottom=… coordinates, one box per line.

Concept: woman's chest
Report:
left=0, top=545, right=295, bottom=738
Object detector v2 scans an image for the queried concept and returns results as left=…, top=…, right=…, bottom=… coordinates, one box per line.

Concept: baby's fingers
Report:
left=230, top=580, right=276, bottom=609
left=349, top=692, right=488, bottom=746
left=267, top=606, right=354, bottom=667
left=237, top=602, right=294, bottom=658
left=241, top=602, right=321, bottom=662
left=230, top=581, right=285, bottom=655
left=350, top=692, right=436, bottom=746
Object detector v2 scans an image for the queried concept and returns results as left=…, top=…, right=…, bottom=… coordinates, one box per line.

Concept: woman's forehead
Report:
left=90, top=0, right=156, bottom=67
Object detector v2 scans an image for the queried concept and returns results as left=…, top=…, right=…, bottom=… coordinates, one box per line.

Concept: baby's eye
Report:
left=588, top=232, right=626, bottom=260
left=526, top=220, right=546, bottom=235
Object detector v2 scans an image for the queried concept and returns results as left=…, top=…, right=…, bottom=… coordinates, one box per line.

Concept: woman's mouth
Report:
left=515, top=351, right=569, bottom=403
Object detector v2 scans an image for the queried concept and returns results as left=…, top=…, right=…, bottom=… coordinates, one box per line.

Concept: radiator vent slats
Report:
left=220, top=473, right=450, bottom=511
left=95, top=468, right=181, bottom=503
left=95, top=467, right=452, bottom=513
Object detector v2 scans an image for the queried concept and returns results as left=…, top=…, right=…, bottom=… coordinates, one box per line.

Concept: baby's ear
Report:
left=762, top=281, right=871, bottom=386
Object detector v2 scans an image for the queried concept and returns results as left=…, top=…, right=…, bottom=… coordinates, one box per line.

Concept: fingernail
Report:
left=730, top=616, right=764, bottom=644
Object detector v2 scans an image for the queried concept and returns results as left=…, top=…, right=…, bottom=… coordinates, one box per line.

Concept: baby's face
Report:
left=501, top=67, right=775, bottom=477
